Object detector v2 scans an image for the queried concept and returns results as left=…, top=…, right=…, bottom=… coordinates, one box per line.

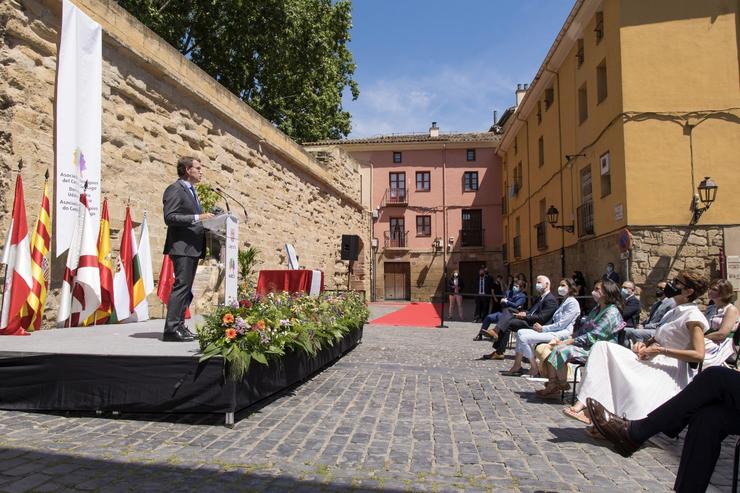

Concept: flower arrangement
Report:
left=196, top=291, right=368, bottom=381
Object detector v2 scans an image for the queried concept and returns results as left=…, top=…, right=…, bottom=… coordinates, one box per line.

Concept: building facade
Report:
left=307, top=125, right=503, bottom=301
left=498, top=0, right=740, bottom=309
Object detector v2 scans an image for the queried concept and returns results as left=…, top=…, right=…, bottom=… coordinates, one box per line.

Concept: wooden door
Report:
left=384, top=262, right=410, bottom=300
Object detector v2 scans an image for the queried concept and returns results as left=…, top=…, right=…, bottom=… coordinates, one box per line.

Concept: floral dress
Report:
left=547, top=304, right=623, bottom=370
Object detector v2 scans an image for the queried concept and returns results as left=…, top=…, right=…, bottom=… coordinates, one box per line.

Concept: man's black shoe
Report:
left=179, top=326, right=196, bottom=338
left=473, top=334, right=483, bottom=341
left=163, top=331, right=195, bottom=342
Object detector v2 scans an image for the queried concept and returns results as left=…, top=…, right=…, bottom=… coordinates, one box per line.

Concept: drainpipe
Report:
left=517, top=115, right=534, bottom=295
left=370, top=159, right=376, bottom=301
left=547, top=67, right=567, bottom=277
left=442, top=143, right=448, bottom=299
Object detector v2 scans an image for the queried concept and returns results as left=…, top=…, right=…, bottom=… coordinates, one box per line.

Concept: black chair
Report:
left=561, top=357, right=587, bottom=404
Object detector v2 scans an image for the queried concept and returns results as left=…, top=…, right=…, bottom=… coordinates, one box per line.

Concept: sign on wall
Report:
left=55, top=0, right=102, bottom=257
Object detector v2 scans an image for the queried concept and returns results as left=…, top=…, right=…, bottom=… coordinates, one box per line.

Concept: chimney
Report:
left=515, top=83, right=527, bottom=107
left=429, top=121, right=439, bottom=138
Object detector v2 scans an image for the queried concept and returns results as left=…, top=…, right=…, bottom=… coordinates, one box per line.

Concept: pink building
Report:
left=306, top=124, right=503, bottom=301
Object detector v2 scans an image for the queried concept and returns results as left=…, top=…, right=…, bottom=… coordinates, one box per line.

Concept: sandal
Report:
left=562, top=406, right=591, bottom=425
left=585, top=425, right=605, bottom=440
left=501, top=368, right=527, bottom=376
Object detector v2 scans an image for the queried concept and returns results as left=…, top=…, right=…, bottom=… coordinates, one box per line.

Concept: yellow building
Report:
left=498, top=0, right=740, bottom=304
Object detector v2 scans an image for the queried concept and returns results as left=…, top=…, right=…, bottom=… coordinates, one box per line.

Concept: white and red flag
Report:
left=0, top=175, right=33, bottom=336
left=57, top=190, right=101, bottom=327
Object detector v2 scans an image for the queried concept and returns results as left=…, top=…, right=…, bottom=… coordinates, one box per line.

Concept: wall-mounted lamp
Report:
left=546, top=205, right=575, bottom=233
left=564, top=153, right=586, bottom=161
left=371, top=237, right=379, bottom=250
left=432, top=238, right=443, bottom=251
left=692, top=176, right=718, bottom=224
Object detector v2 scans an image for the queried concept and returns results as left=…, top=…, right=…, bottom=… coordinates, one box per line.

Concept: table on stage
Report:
left=256, top=270, right=325, bottom=296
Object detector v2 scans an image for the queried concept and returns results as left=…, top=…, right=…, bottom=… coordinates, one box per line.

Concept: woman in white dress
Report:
left=703, top=279, right=739, bottom=368
left=563, top=270, right=708, bottom=428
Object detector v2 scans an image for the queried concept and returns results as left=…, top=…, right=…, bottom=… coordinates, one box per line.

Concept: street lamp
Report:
left=692, top=176, right=718, bottom=224
left=546, top=205, right=574, bottom=233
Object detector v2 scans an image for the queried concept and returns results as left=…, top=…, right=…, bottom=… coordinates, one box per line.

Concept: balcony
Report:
left=513, top=235, right=521, bottom=259
left=381, top=188, right=407, bottom=207
left=460, top=229, right=484, bottom=247
left=577, top=201, right=595, bottom=237
left=384, top=230, right=409, bottom=249
left=535, top=221, right=548, bottom=251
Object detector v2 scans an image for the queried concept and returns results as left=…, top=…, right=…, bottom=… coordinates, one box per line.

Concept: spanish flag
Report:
left=84, top=198, right=113, bottom=325
left=27, top=175, right=52, bottom=331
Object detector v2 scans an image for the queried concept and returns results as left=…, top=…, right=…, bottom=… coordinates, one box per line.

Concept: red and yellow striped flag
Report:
left=27, top=177, right=52, bottom=331
left=84, top=198, right=113, bottom=325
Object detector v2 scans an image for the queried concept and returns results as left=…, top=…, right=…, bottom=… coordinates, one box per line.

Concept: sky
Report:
left=343, top=1, right=575, bottom=138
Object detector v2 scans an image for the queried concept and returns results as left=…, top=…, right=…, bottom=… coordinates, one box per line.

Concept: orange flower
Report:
left=255, top=320, right=266, bottom=331
left=225, top=328, right=237, bottom=340
left=222, top=313, right=235, bottom=325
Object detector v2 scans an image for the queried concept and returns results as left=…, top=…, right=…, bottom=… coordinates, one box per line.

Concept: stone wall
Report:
left=0, top=0, right=370, bottom=321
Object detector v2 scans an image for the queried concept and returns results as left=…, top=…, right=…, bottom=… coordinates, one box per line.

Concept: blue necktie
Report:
left=189, top=185, right=202, bottom=213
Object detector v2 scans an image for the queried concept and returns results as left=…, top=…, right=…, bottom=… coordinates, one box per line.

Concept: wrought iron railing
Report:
left=384, top=230, right=409, bottom=248
left=513, top=235, right=521, bottom=258
left=535, top=221, right=548, bottom=250
left=577, top=201, right=595, bottom=237
left=382, top=188, right=407, bottom=207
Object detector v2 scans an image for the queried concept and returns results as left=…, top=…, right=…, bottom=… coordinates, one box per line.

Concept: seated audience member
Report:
left=572, top=270, right=588, bottom=312
left=566, top=270, right=708, bottom=428
left=534, top=279, right=623, bottom=401
left=474, top=279, right=527, bottom=340
left=624, top=281, right=676, bottom=345
left=703, top=279, right=739, bottom=368
left=481, top=275, right=558, bottom=360
left=516, top=273, right=529, bottom=304
left=587, top=366, right=740, bottom=493
left=621, top=281, right=640, bottom=328
left=502, top=278, right=581, bottom=376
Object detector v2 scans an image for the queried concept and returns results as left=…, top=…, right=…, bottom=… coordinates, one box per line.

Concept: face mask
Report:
left=621, top=288, right=630, bottom=298
left=708, top=290, right=719, bottom=301
left=656, top=289, right=664, bottom=298
left=535, top=282, right=545, bottom=293
left=606, top=266, right=613, bottom=274
left=512, top=286, right=520, bottom=294
left=453, top=273, right=458, bottom=278
left=557, top=286, right=568, bottom=297
left=592, top=290, right=602, bottom=302
left=663, top=282, right=681, bottom=298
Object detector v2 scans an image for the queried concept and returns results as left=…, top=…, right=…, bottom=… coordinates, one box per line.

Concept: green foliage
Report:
left=195, top=183, right=219, bottom=213
left=238, top=246, right=259, bottom=297
left=115, top=0, right=359, bottom=143
left=196, top=291, right=368, bottom=381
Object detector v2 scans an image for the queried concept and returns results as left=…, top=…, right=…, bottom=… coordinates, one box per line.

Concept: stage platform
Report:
left=0, top=319, right=363, bottom=426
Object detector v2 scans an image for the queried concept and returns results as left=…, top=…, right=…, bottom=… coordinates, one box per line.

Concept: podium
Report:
left=201, top=213, right=239, bottom=305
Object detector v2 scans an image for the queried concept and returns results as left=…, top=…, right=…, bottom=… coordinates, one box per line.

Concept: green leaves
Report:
left=115, top=0, right=358, bottom=142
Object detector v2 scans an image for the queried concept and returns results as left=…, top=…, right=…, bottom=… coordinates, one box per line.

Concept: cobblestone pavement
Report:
left=0, top=305, right=735, bottom=492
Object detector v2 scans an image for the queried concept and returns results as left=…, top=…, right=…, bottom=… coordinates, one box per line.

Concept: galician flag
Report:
left=84, top=198, right=113, bottom=325
left=0, top=175, right=33, bottom=336
left=113, top=207, right=145, bottom=323
left=57, top=190, right=101, bottom=327
left=27, top=175, right=52, bottom=331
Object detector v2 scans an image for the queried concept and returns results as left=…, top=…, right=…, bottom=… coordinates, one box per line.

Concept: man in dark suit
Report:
left=618, top=280, right=640, bottom=346
left=473, top=266, right=494, bottom=322
left=162, top=156, right=214, bottom=342
left=482, top=275, right=558, bottom=360
left=603, top=262, right=621, bottom=284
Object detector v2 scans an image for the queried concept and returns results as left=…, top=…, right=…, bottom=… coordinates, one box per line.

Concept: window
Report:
left=595, top=11, right=604, bottom=43
left=600, top=152, right=611, bottom=197
left=416, top=215, right=431, bottom=236
left=393, top=151, right=402, bottom=163
left=538, top=136, right=545, bottom=167
left=464, top=171, right=479, bottom=191
left=580, top=165, right=593, bottom=203
left=514, top=136, right=518, bottom=155
left=577, top=38, right=584, bottom=67
left=537, top=101, right=542, bottom=124
left=415, top=171, right=430, bottom=191
left=544, top=86, right=555, bottom=110
left=516, top=162, right=523, bottom=190
left=578, top=83, right=588, bottom=124
left=597, top=59, right=608, bottom=103
left=389, top=172, right=406, bottom=203
left=461, top=209, right=483, bottom=247
left=466, top=149, right=476, bottom=161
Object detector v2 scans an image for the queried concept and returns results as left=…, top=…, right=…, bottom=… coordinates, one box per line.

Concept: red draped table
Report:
left=256, top=270, right=325, bottom=296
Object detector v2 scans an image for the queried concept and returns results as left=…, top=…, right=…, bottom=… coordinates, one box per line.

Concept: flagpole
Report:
left=0, top=161, right=22, bottom=328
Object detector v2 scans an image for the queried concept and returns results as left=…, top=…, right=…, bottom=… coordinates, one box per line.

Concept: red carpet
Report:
left=370, top=302, right=442, bottom=327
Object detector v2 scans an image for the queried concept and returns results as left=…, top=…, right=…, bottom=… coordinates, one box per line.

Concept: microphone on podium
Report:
left=216, top=187, right=248, bottom=223
left=211, top=188, right=231, bottom=214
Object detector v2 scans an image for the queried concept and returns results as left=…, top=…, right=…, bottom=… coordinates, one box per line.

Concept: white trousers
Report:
left=516, top=328, right=571, bottom=360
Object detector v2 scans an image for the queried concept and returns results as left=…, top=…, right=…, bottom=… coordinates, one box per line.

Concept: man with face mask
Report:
left=481, top=275, right=558, bottom=359
left=473, top=266, right=494, bottom=323
left=624, top=280, right=676, bottom=346
left=603, top=262, right=621, bottom=284
left=621, top=281, right=641, bottom=328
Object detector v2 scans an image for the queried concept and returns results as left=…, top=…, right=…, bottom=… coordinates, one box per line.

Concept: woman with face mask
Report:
left=702, top=279, right=739, bottom=368
left=534, top=279, right=624, bottom=401
left=504, top=278, right=582, bottom=377
left=570, top=271, right=708, bottom=435
left=447, top=271, right=464, bottom=320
